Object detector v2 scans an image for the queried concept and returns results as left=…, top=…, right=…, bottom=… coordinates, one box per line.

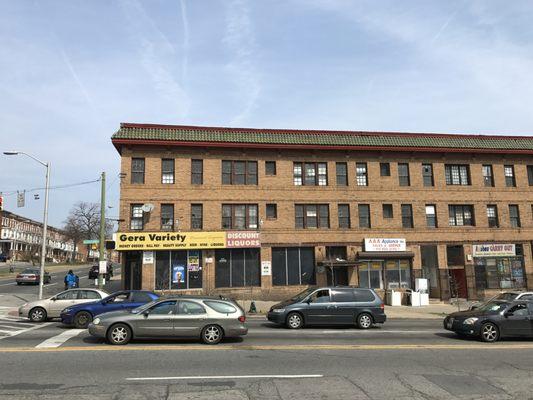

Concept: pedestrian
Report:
left=64, top=270, right=78, bottom=289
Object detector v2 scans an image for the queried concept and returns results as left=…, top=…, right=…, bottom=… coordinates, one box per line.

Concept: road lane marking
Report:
left=35, top=329, right=85, bottom=348
left=250, top=329, right=443, bottom=334
left=127, top=374, right=324, bottom=381
left=0, top=282, right=16, bottom=286
left=0, top=322, right=52, bottom=340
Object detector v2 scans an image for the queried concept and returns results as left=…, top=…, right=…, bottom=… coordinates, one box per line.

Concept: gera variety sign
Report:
left=472, top=244, right=515, bottom=257
left=365, top=238, right=406, bottom=252
left=115, top=231, right=260, bottom=251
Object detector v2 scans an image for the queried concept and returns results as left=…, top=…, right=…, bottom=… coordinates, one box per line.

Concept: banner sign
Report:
left=473, top=244, right=515, bottom=257
left=365, top=238, right=406, bottom=252
left=115, top=231, right=261, bottom=251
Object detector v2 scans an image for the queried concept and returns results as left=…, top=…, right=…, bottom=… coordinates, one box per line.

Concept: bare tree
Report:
left=63, top=202, right=101, bottom=262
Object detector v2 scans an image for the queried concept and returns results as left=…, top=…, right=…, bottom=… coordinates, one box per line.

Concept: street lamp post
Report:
left=4, top=151, right=50, bottom=300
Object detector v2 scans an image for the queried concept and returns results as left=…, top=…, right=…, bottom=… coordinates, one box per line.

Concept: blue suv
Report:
left=60, top=290, right=159, bottom=328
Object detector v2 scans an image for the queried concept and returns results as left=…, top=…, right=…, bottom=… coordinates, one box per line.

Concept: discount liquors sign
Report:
left=365, top=238, right=406, bottom=252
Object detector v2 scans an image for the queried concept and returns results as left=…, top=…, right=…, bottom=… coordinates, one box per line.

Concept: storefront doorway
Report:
left=124, top=251, right=142, bottom=290
left=449, top=268, right=467, bottom=298
left=421, top=245, right=440, bottom=298
left=326, top=267, right=349, bottom=286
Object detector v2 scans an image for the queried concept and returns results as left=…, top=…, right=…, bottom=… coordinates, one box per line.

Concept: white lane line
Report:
left=127, top=374, right=324, bottom=381
left=0, top=282, right=16, bottom=286
left=35, top=329, right=84, bottom=348
left=0, top=322, right=52, bottom=340
left=0, top=323, right=30, bottom=329
left=249, top=329, right=443, bottom=334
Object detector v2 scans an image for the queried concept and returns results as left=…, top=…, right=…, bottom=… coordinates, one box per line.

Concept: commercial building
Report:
left=112, top=123, right=533, bottom=301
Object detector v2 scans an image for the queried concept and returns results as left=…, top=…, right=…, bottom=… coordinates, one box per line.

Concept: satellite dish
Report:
left=141, top=203, right=154, bottom=213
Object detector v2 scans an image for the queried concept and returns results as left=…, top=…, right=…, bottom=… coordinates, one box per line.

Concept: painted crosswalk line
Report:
left=35, top=329, right=85, bottom=348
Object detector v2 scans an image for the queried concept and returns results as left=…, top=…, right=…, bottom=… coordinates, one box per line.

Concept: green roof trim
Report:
left=112, top=124, right=533, bottom=152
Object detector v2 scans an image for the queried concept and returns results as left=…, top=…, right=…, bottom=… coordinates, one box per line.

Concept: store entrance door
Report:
left=326, top=267, right=349, bottom=286
left=124, top=251, right=142, bottom=290
left=449, top=268, right=467, bottom=298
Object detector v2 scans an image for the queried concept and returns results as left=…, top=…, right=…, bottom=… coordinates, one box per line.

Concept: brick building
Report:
left=112, top=123, right=533, bottom=302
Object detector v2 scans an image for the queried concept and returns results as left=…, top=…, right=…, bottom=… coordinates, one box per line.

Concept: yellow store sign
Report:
left=115, top=232, right=227, bottom=251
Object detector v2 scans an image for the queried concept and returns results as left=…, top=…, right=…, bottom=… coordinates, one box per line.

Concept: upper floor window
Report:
left=191, top=204, right=203, bottom=230
left=487, top=205, right=499, bottom=228
left=295, top=204, right=329, bottom=229
left=401, top=204, right=413, bottom=228
left=398, top=163, right=410, bottom=186
left=338, top=204, right=350, bottom=228
left=482, top=165, right=494, bottom=187
left=382, top=204, right=393, bottom=219
left=356, top=163, right=368, bottom=186
left=528, top=165, right=533, bottom=186
left=425, top=205, right=437, bottom=228
left=380, top=162, right=391, bottom=176
left=358, top=204, right=371, bottom=228
left=265, top=161, right=276, bottom=176
left=293, top=162, right=327, bottom=186
left=448, top=205, right=474, bottom=226
left=161, top=204, right=174, bottom=231
left=445, top=164, right=470, bottom=185
left=161, top=159, right=174, bottom=184
left=191, top=159, right=203, bottom=185
left=130, top=204, right=144, bottom=230
left=336, top=162, right=348, bottom=186
left=509, top=205, right=521, bottom=228
left=422, top=164, right=434, bottom=187
left=504, top=165, right=516, bottom=187
left=266, top=204, right=277, bottom=219
left=222, top=204, right=258, bottom=229
left=222, top=160, right=257, bottom=185
left=131, top=158, right=145, bottom=184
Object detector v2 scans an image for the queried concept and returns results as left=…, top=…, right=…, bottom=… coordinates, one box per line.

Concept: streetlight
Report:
left=3, top=151, right=50, bottom=300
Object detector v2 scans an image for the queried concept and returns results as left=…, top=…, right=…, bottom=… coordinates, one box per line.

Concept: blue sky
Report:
left=1, top=0, right=533, bottom=227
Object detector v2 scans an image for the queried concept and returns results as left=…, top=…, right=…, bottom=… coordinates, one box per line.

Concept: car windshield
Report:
left=290, top=288, right=316, bottom=302
left=495, top=293, right=518, bottom=301
left=477, top=301, right=508, bottom=313
left=21, top=269, right=38, bottom=274
left=131, top=300, right=159, bottom=314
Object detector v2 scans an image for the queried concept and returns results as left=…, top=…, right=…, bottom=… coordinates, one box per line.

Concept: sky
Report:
left=1, top=0, right=533, bottom=228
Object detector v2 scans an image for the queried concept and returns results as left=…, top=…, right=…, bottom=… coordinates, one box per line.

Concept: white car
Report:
left=469, top=291, right=533, bottom=310
left=18, top=289, right=108, bottom=322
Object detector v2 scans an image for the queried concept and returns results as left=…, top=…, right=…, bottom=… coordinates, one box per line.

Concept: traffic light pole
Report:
left=98, top=172, right=106, bottom=290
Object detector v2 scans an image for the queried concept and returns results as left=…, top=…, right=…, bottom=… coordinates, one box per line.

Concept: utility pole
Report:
left=98, top=172, right=106, bottom=290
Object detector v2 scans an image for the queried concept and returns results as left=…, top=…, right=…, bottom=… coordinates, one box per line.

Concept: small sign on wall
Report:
left=205, top=257, right=213, bottom=263
left=261, top=261, right=271, bottom=276
left=143, top=251, right=154, bottom=264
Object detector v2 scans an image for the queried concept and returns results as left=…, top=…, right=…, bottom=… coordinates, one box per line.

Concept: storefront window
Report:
left=358, top=261, right=383, bottom=289
left=215, top=249, right=260, bottom=288
left=475, top=256, right=526, bottom=290
left=358, top=260, right=411, bottom=289
left=155, top=250, right=202, bottom=290
left=272, top=247, right=316, bottom=286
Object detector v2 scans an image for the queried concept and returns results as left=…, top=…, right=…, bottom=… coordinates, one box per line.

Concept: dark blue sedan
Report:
left=60, top=290, right=159, bottom=328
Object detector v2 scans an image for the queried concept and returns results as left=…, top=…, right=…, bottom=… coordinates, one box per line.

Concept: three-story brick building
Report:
left=112, top=123, right=533, bottom=301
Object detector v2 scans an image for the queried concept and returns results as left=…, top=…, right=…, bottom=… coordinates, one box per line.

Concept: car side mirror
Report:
left=143, top=311, right=150, bottom=317
left=51, top=297, right=56, bottom=301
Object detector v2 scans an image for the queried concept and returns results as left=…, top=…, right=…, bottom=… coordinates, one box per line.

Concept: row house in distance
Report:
left=112, top=123, right=533, bottom=301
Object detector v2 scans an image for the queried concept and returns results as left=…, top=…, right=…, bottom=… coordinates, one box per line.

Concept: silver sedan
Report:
left=88, top=296, right=248, bottom=345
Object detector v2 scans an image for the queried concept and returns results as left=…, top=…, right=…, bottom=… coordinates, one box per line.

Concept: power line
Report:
left=0, top=178, right=101, bottom=197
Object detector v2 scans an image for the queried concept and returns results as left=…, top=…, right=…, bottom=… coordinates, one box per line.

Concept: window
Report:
left=191, top=159, right=203, bottom=184
left=356, top=163, right=368, bottom=186
left=398, top=163, right=410, bottom=186
left=487, top=205, right=499, bottom=228
left=504, top=165, right=516, bottom=187
left=131, top=158, right=145, bottom=184
left=155, top=250, right=203, bottom=290
left=191, top=204, right=203, bottom=230
left=445, top=164, right=470, bottom=185
left=380, top=162, right=390, bottom=176
left=358, top=204, right=370, bottom=228
left=265, top=161, right=276, bottom=176
left=293, top=162, right=327, bottom=186
left=161, top=159, right=174, bottom=184
left=131, top=292, right=153, bottom=302
left=528, top=165, right=533, bottom=186
left=509, top=205, right=521, bottom=228
left=222, top=204, right=258, bottom=229
left=205, top=301, right=237, bottom=313
left=422, top=164, right=434, bottom=187
left=401, top=204, right=413, bottom=228
left=382, top=204, right=393, bottom=219
left=475, top=257, right=526, bottom=290
left=215, top=248, right=260, bottom=287
left=79, top=290, right=102, bottom=300
left=384, top=259, right=411, bottom=289
left=482, top=165, right=494, bottom=187
left=130, top=204, right=144, bottom=230
left=448, top=205, right=475, bottom=226
left=338, top=204, right=350, bottom=228
left=266, top=204, right=277, bottom=220
left=295, top=204, right=329, bottom=228
left=309, top=289, right=330, bottom=303
left=358, top=261, right=383, bottom=289
left=56, top=291, right=79, bottom=300
left=336, top=162, right=348, bottom=186
left=149, top=301, right=176, bottom=315
left=425, top=205, right=437, bottom=228
left=272, top=247, right=315, bottom=286
left=331, top=289, right=355, bottom=303
left=178, top=301, right=206, bottom=315
left=222, top=160, right=257, bottom=185
left=446, top=245, right=464, bottom=266
left=160, top=204, right=174, bottom=231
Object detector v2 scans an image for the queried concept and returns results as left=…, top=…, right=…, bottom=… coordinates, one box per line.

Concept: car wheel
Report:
left=29, top=307, right=47, bottom=323
left=107, top=323, right=131, bottom=345
left=480, top=322, right=499, bottom=343
left=286, top=312, right=304, bottom=329
left=201, top=325, right=223, bottom=345
left=74, top=311, right=93, bottom=329
left=357, top=313, right=373, bottom=329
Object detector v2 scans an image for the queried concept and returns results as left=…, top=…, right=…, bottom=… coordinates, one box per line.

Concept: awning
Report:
left=357, top=251, right=414, bottom=260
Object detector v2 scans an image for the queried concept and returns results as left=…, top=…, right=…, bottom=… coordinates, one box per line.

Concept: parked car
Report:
left=88, top=296, right=248, bottom=345
left=15, top=268, right=51, bottom=285
left=18, top=288, right=108, bottom=322
left=60, top=290, right=159, bottom=329
left=267, top=287, right=386, bottom=329
left=444, top=300, right=533, bottom=342
left=469, top=291, right=533, bottom=310
left=0, top=253, right=9, bottom=262
left=88, top=265, right=112, bottom=280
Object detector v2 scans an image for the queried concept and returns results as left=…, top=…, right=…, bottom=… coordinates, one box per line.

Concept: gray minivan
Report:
left=267, top=287, right=386, bottom=329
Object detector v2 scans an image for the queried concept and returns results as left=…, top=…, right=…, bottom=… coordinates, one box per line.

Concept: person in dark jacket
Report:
left=64, top=270, right=78, bottom=289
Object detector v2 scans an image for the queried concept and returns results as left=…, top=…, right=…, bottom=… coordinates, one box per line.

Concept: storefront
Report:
left=473, top=244, right=526, bottom=292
